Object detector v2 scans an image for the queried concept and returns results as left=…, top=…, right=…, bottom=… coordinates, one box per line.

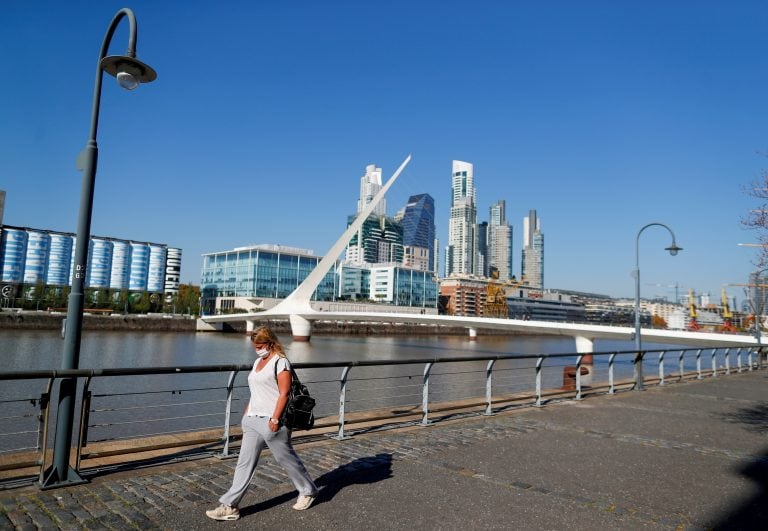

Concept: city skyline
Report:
left=2, top=2, right=767, bottom=301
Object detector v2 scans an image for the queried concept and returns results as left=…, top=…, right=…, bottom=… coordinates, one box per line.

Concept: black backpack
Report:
left=274, top=360, right=316, bottom=430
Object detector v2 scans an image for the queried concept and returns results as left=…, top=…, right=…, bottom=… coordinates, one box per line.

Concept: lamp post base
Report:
left=39, top=465, right=88, bottom=490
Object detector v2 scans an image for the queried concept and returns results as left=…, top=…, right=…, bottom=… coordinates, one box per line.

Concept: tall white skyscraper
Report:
left=488, top=200, right=513, bottom=281
left=521, top=209, right=544, bottom=289
left=357, top=164, right=386, bottom=216
left=446, top=160, right=477, bottom=276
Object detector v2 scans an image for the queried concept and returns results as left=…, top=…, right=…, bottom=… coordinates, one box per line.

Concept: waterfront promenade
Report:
left=1, top=370, right=765, bottom=530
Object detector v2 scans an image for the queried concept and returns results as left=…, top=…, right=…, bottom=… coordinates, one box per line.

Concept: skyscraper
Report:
left=446, top=160, right=477, bottom=276
left=398, top=193, right=437, bottom=273
left=488, top=200, right=513, bottom=281
left=345, top=214, right=403, bottom=265
left=521, top=209, right=544, bottom=289
left=357, top=164, right=386, bottom=216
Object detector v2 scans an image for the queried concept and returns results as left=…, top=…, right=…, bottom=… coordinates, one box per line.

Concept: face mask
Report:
left=256, top=347, right=270, bottom=358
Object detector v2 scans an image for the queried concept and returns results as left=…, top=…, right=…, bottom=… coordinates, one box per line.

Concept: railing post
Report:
left=633, top=350, right=645, bottom=391
left=607, top=353, right=616, bottom=395
left=575, top=355, right=583, bottom=400
left=711, top=348, right=718, bottom=378
left=658, top=350, right=666, bottom=385
left=535, top=356, right=544, bottom=406
left=220, top=370, right=239, bottom=458
left=748, top=348, right=754, bottom=370
left=484, top=360, right=496, bottom=416
left=75, top=376, right=93, bottom=472
left=37, top=377, right=56, bottom=485
left=696, top=349, right=703, bottom=379
left=678, top=350, right=685, bottom=382
left=736, top=347, right=743, bottom=373
left=335, top=366, right=352, bottom=440
left=724, top=348, right=731, bottom=375
left=422, top=362, right=433, bottom=425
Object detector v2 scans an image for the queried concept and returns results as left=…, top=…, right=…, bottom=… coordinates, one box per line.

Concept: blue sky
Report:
left=2, top=1, right=767, bottom=303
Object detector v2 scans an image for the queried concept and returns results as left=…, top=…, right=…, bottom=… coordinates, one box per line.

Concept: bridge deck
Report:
left=0, top=370, right=765, bottom=529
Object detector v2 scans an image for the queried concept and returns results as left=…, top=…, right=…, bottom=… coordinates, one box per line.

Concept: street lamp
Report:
left=633, top=223, right=682, bottom=391
left=41, top=8, right=156, bottom=490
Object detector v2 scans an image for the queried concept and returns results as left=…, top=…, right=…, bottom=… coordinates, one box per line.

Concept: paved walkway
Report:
left=0, top=370, right=766, bottom=530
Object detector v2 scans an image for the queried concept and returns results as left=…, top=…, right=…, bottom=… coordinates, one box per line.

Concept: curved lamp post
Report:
left=41, top=8, right=156, bottom=490
left=633, top=223, right=682, bottom=391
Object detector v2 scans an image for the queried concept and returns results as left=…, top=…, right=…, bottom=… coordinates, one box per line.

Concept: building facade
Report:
left=446, top=160, right=478, bottom=277
left=521, top=209, right=544, bottom=289
left=345, top=214, right=404, bottom=265
left=397, top=193, right=437, bottom=273
left=439, top=276, right=487, bottom=317
left=201, top=244, right=437, bottom=313
left=488, top=200, right=513, bottom=281
left=0, top=224, right=180, bottom=295
left=357, top=164, right=386, bottom=216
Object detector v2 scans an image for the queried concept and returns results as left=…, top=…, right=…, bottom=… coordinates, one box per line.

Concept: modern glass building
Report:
left=201, top=245, right=438, bottom=311
left=201, top=244, right=338, bottom=304
left=373, top=264, right=438, bottom=307
left=398, top=193, right=437, bottom=273
left=345, top=215, right=404, bottom=265
left=0, top=225, right=181, bottom=294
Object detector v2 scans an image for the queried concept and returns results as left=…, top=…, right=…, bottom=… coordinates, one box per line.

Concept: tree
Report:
left=177, top=283, right=201, bottom=316
left=742, top=165, right=768, bottom=266
left=651, top=314, right=667, bottom=329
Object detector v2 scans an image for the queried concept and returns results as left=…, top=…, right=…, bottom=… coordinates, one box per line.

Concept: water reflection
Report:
left=0, top=329, right=714, bottom=452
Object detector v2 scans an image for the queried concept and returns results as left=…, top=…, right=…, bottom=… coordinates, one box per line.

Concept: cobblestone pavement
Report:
left=1, top=370, right=766, bottom=530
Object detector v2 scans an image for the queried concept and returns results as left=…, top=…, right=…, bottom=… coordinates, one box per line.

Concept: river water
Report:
left=0, top=329, right=712, bottom=453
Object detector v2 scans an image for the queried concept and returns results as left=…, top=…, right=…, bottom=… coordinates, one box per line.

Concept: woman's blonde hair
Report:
left=249, top=326, right=287, bottom=358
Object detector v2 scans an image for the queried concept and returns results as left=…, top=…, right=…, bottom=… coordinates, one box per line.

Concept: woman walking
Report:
left=206, top=326, right=318, bottom=521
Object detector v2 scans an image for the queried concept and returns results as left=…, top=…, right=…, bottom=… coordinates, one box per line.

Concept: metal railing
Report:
left=0, top=344, right=764, bottom=486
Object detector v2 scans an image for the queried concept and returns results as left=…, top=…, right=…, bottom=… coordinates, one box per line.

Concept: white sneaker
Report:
left=292, top=494, right=316, bottom=511
left=205, top=504, right=240, bottom=521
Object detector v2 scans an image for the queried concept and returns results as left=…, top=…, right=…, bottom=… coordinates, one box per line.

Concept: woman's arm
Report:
left=270, top=368, right=291, bottom=431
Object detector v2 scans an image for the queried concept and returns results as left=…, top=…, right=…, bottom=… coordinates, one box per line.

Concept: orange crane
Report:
left=722, top=282, right=768, bottom=333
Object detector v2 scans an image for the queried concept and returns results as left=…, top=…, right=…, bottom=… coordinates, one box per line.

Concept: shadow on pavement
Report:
left=711, top=397, right=768, bottom=531
left=240, top=453, right=393, bottom=516
left=721, top=401, right=768, bottom=433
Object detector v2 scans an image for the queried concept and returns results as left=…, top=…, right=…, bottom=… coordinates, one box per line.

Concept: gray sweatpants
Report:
left=219, top=415, right=317, bottom=508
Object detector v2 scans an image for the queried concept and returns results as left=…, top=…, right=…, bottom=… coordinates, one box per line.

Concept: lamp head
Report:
left=100, top=55, right=157, bottom=90
left=665, top=243, right=682, bottom=256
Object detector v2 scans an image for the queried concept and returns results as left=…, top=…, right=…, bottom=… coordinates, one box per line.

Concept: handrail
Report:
left=0, top=344, right=764, bottom=488
left=0, top=344, right=756, bottom=381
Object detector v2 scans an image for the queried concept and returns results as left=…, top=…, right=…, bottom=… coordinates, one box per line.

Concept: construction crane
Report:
left=723, top=282, right=768, bottom=333
left=483, top=270, right=509, bottom=318
left=644, top=282, right=683, bottom=304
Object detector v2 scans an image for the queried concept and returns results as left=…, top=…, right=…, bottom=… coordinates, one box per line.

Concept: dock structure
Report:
left=0, top=369, right=765, bottom=529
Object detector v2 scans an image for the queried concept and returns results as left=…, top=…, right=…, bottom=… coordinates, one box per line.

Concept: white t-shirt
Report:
left=246, top=356, right=291, bottom=417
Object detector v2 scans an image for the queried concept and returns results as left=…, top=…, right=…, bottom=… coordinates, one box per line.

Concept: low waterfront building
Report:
left=0, top=224, right=181, bottom=299
left=200, top=245, right=437, bottom=314
left=506, top=293, right=585, bottom=322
